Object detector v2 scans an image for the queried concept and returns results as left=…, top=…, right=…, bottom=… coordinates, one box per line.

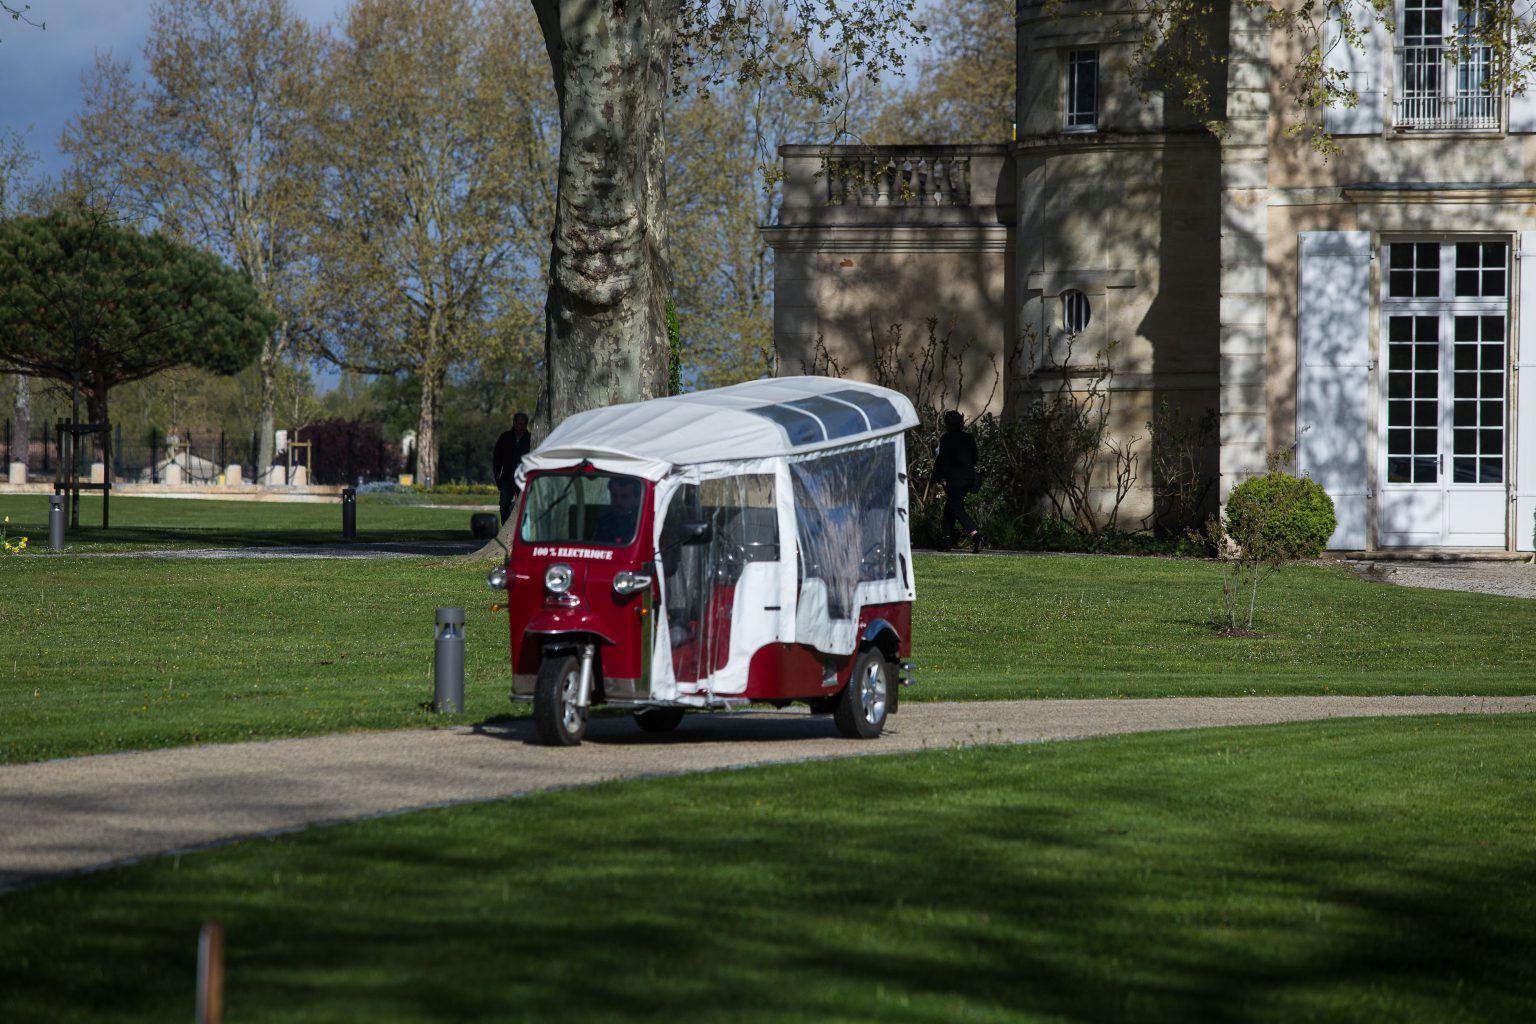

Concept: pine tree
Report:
left=0, top=210, right=275, bottom=437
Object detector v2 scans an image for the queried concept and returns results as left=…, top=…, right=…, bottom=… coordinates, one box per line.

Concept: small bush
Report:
left=1225, top=472, right=1336, bottom=560
left=1216, top=460, right=1337, bottom=634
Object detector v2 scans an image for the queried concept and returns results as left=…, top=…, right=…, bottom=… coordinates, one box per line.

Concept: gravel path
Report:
left=1351, top=559, right=1536, bottom=599
left=3, top=694, right=1533, bottom=895
left=60, top=547, right=1536, bottom=598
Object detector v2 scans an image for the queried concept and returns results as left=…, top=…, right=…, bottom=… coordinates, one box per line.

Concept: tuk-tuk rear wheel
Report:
left=534, top=654, right=587, bottom=746
left=833, top=649, right=891, bottom=740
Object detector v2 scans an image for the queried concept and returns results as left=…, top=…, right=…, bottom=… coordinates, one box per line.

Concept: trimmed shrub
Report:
left=1214, top=467, right=1336, bottom=634
left=1224, top=471, right=1336, bottom=560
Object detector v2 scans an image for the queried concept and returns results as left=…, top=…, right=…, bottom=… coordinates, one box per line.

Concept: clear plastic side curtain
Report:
left=789, top=439, right=904, bottom=655
left=645, top=441, right=910, bottom=700
left=656, top=472, right=781, bottom=692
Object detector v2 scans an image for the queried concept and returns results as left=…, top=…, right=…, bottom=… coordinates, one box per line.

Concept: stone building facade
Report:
left=762, top=144, right=1016, bottom=416
left=766, top=0, right=1536, bottom=551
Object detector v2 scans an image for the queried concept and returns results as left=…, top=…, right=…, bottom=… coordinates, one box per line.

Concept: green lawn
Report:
left=0, top=493, right=483, bottom=550
left=3, top=553, right=1536, bottom=763
left=918, top=554, right=1536, bottom=697
left=0, top=557, right=507, bottom=764
left=2, top=715, right=1532, bottom=1022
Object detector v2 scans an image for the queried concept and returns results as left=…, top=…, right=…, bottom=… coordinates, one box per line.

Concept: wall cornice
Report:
left=760, top=224, right=1013, bottom=254
left=1026, top=269, right=1139, bottom=293
left=1341, top=182, right=1536, bottom=204
left=1014, top=130, right=1218, bottom=156
left=777, top=143, right=1010, bottom=158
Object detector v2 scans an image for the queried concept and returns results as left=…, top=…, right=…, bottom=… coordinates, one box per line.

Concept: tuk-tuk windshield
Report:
left=519, top=472, right=645, bottom=547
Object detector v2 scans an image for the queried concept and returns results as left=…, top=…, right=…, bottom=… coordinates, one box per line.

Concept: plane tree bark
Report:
left=532, top=0, right=678, bottom=428
left=529, top=0, right=925, bottom=425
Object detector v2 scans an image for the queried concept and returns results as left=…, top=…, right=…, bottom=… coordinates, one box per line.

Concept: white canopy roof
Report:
left=520, top=376, right=918, bottom=480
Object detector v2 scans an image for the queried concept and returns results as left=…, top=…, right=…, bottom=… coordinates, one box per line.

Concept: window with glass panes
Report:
left=1395, top=0, right=1499, bottom=130
left=1065, top=50, right=1098, bottom=129
left=1383, top=240, right=1508, bottom=485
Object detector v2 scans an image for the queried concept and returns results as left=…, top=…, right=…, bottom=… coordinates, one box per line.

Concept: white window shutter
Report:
left=1509, top=89, right=1536, bottom=133
left=1516, top=232, right=1536, bottom=549
left=1323, top=13, right=1386, bottom=135
left=1297, top=231, right=1373, bottom=550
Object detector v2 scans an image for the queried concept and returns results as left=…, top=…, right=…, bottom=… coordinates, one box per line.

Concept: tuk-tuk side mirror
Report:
left=470, top=513, right=500, bottom=540
left=681, top=520, right=713, bottom=545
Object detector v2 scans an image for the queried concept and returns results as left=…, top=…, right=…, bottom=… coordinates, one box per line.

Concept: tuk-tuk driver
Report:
left=595, top=476, right=642, bottom=544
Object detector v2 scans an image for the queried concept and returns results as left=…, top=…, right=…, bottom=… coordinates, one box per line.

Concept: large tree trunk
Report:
left=11, top=373, right=28, bottom=471
left=535, top=0, right=677, bottom=430
left=416, top=367, right=443, bottom=489
left=255, top=330, right=282, bottom=485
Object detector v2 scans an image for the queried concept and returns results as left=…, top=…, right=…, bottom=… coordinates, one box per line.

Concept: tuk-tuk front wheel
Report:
left=534, top=654, right=587, bottom=746
left=834, top=649, right=891, bottom=740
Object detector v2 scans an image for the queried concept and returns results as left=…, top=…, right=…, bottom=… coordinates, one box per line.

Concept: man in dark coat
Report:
left=493, top=412, right=531, bottom=524
left=933, top=409, right=982, bottom=553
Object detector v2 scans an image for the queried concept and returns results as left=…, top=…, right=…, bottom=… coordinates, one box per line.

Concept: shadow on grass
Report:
left=471, top=708, right=847, bottom=747
left=2, top=718, right=1532, bottom=1021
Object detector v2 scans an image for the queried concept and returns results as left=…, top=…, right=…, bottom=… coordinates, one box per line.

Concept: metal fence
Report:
left=3, top=421, right=263, bottom=484
left=4, top=418, right=428, bottom=487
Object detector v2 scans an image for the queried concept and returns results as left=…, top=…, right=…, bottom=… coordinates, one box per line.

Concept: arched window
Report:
left=1062, top=290, right=1091, bottom=335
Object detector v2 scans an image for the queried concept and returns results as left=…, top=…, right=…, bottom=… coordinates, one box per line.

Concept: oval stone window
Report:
left=1062, top=290, right=1091, bottom=335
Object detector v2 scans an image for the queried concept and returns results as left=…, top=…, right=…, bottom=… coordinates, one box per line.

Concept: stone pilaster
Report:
left=1218, top=3, right=1272, bottom=496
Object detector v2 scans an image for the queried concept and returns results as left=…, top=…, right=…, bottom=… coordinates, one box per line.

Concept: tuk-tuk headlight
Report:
left=544, top=563, right=574, bottom=595
left=612, top=570, right=652, bottom=596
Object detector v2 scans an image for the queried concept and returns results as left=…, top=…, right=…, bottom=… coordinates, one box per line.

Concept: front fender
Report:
left=523, top=607, right=618, bottom=647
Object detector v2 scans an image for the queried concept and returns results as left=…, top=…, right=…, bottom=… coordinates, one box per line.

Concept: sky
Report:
left=0, top=0, right=346, bottom=182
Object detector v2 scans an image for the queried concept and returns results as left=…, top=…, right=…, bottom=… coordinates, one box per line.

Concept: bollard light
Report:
left=48, top=494, right=65, bottom=551
left=433, top=607, right=465, bottom=713
left=341, top=487, right=357, bottom=539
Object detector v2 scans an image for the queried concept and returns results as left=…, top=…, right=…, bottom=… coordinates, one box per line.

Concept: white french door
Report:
left=1378, top=240, right=1509, bottom=547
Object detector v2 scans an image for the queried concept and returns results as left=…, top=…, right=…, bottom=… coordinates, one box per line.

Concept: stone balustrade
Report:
left=824, top=149, right=970, bottom=206
left=777, top=144, right=1013, bottom=226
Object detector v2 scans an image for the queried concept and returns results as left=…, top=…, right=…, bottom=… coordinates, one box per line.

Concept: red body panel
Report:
left=867, top=602, right=912, bottom=658
left=506, top=470, right=654, bottom=680
left=742, top=643, right=828, bottom=699
left=739, top=601, right=912, bottom=700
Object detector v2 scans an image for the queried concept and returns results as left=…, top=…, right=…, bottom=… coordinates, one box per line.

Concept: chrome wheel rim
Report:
left=559, top=670, right=583, bottom=736
left=859, top=661, right=887, bottom=724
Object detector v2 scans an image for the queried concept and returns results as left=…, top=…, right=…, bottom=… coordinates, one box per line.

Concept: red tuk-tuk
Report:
left=490, top=377, right=918, bottom=746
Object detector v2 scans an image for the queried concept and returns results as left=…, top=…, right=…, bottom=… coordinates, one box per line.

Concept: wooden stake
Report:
left=196, top=919, right=225, bottom=1024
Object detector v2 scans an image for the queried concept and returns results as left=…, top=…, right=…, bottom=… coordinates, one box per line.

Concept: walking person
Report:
left=933, top=410, right=982, bottom=553
left=493, top=411, right=532, bottom=525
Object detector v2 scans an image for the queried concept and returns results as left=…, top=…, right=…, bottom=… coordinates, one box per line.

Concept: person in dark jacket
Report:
left=933, top=409, right=982, bottom=553
left=493, top=412, right=531, bottom=524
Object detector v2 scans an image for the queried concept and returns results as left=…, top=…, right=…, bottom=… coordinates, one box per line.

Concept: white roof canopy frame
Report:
left=517, top=376, right=920, bottom=484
